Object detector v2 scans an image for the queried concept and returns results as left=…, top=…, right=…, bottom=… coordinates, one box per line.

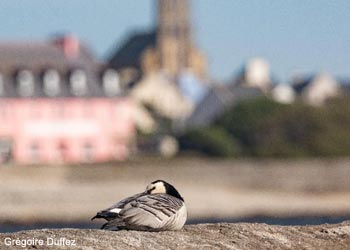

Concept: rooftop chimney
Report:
left=52, top=34, right=80, bottom=59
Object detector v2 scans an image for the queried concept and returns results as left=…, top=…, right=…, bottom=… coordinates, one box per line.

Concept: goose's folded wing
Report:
left=107, top=191, right=147, bottom=210
left=91, top=192, right=146, bottom=221
left=119, top=194, right=183, bottom=229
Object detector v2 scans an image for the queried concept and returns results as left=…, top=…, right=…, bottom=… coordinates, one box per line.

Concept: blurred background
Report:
left=1, top=0, right=350, bottom=232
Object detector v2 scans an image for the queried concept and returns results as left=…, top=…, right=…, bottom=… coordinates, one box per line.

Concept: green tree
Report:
left=179, top=126, right=239, bottom=157
left=217, top=97, right=288, bottom=156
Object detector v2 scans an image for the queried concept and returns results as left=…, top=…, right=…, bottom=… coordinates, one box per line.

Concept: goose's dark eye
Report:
left=148, top=187, right=156, bottom=194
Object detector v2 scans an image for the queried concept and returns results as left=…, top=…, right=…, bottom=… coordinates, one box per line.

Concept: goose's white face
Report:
left=146, top=181, right=166, bottom=194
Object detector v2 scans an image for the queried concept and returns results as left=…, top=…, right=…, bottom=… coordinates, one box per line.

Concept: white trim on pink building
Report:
left=0, top=98, right=134, bottom=164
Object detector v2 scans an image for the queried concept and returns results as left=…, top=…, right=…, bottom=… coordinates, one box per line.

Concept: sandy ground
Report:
left=1, top=157, right=350, bottom=224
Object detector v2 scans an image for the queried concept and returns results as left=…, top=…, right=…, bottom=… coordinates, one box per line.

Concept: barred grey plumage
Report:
left=91, top=180, right=187, bottom=231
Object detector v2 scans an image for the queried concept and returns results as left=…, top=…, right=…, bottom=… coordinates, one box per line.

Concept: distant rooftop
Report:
left=0, top=35, right=122, bottom=98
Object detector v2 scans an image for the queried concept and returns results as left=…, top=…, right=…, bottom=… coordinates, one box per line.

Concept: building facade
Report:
left=0, top=35, right=134, bottom=164
left=0, top=98, right=132, bottom=164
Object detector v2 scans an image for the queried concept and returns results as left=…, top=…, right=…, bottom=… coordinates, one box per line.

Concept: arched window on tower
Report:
left=102, top=69, right=120, bottom=96
left=43, top=69, right=61, bottom=96
left=69, top=69, right=87, bottom=96
left=16, top=70, right=35, bottom=97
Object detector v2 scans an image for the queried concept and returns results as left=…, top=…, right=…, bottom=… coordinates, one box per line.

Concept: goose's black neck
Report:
left=164, top=182, right=184, bottom=202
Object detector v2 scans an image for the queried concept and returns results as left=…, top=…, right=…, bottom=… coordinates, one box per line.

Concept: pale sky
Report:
left=0, top=0, right=350, bottom=82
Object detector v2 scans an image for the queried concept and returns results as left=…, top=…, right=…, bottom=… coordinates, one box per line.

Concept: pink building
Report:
left=0, top=35, right=134, bottom=164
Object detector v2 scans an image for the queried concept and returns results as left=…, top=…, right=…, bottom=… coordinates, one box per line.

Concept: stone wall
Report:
left=1, top=222, right=350, bottom=250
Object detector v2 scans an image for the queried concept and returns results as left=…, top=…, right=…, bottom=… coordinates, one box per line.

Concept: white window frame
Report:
left=43, top=69, right=61, bottom=96
left=102, top=69, right=120, bottom=96
left=17, top=70, right=35, bottom=97
left=0, top=73, right=4, bottom=96
left=70, top=69, right=88, bottom=96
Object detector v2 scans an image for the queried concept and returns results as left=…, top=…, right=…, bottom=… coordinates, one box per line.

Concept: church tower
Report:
left=109, top=0, right=207, bottom=83
left=157, top=0, right=192, bottom=77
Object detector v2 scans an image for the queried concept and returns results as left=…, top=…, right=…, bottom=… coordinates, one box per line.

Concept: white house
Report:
left=293, top=72, right=340, bottom=106
left=243, top=58, right=271, bottom=92
left=271, top=84, right=295, bottom=104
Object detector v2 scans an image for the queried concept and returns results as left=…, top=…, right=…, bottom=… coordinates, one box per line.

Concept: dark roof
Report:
left=292, top=76, right=313, bottom=94
left=0, top=41, right=98, bottom=75
left=337, top=78, right=350, bottom=86
left=108, top=31, right=156, bottom=70
left=186, top=84, right=263, bottom=127
left=0, top=38, right=121, bottom=98
left=340, top=84, right=350, bottom=96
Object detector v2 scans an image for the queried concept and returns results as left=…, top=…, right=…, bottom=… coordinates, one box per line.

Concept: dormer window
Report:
left=43, top=69, right=60, bottom=96
left=69, top=69, right=87, bottom=96
left=0, top=74, right=4, bottom=96
left=16, top=70, right=35, bottom=97
left=102, top=69, right=120, bottom=96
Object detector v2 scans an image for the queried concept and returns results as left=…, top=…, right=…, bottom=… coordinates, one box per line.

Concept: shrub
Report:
left=252, top=103, right=327, bottom=157
left=182, top=96, right=350, bottom=158
left=217, top=96, right=350, bottom=157
left=217, top=97, right=289, bottom=156
left=179, top=126, right=239, bottom=157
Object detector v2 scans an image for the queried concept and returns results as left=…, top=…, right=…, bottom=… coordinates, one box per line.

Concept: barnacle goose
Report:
left=91, top=180, right=187, bottom=231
